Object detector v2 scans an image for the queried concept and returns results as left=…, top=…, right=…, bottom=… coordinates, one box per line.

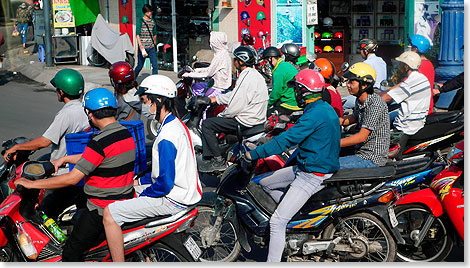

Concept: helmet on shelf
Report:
left=323, top=17, right=333, bottom=27
left=334, top=46, right=343, bottom=53
left=322, top=32, right=332, bottom=39
left=314, top=32, right=320, bottom=39
left=314, top=46, right=322, bottom=53
left=334, top=32, right=343, bottom=39
left=323, top=46, right=333, bottom=53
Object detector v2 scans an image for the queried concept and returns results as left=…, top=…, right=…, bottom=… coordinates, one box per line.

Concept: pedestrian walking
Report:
left=15, top=2, right=32, bottom=49
left=134, top=4, right=158, bottom=78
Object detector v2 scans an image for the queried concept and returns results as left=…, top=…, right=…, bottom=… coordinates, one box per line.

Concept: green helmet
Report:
left=50, top=69, right=85, bottom=96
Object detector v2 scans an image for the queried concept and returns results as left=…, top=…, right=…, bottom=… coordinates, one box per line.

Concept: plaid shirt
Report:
left=352, top=93, right=390, bottom=166
left=16, top=6, right=32, bottom=25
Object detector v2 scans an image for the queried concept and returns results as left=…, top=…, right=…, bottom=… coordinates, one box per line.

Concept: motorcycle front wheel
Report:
left=322, top=212, right=397, bottom=262
left=186, top=205, right=241, bottom=262
left=394, top=204, right=453, bottom=262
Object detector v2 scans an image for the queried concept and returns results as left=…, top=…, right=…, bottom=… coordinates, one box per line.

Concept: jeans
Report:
left=17, top=23, right=28, bottom=45
left=259, top=166, right=331, bottom=262
left=339, top=155, right=377, bottom=169
left=134, top=46, right=158, bottom=78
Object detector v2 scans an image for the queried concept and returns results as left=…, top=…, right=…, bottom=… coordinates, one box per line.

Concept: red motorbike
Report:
left=0, top=161, right=202, bottom=262
left=393, top=138, right=464, bottom=262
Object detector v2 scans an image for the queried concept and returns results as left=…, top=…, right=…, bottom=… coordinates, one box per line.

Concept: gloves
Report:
left=195, top=96, right=211, bottom=106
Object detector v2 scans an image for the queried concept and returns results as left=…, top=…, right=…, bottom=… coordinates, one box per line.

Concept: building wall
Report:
left=217, top=5, right=239, bottom=44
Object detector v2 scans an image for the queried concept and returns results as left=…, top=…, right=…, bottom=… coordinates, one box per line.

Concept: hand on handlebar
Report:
left=51, top=158, right=66, bottom=174
left=3, top=147, right=17, bottom=162
left=14, top=178, right=32, bottom=190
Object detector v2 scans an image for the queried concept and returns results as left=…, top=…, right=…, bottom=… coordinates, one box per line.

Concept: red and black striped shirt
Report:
left=75, top=122, right=136, bottom=215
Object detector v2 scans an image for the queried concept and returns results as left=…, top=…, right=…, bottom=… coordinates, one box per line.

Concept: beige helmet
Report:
left=395, top=51, right=421, bottom=70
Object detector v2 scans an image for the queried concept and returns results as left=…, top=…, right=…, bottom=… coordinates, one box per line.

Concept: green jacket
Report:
left=269, top=59, right=301, bottom=110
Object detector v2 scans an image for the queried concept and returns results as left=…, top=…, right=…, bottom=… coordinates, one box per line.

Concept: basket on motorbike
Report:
left=65, top=121, right=147, bottom=181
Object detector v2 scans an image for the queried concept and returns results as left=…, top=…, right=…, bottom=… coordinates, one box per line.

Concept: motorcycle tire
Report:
left=146, top=119, right=159, bottom=140
left=143, top=243, right=189, bottom=262
left=394, top=204, right=453, bottom=262
left=87, top=49, right=108, bottom=68
left=322, top=212, right=397, bottom=262
left=186, top=205, right=241, bottom=262
left=0, top=242, right=22, bottom=262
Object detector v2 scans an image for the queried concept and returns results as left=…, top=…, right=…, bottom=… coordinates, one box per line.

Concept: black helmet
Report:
left=233, top=46, right=256, bottom=66
left=262, top=46, right=281, bottom=59
left=359, top=38, right=378, bottom=53
left=281, top=43, right=301, bottom=62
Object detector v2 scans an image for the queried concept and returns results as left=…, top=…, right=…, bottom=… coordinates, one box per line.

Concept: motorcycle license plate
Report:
left=184, top=236, right=202, bottom=261
left=388, top=206, right=398, bottom=228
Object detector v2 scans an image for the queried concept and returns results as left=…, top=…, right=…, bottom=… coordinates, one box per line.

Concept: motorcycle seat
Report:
left=121, top=205, right=197, bottom=231
left=386, top=153, right=434, bottom=178
left=323, top=166, right=395, bottom=183
left=193, top=62, right=210, bottom=68
left=241, top=123, right=266, bottom=138
left=425, top=110, right=463, bottom=125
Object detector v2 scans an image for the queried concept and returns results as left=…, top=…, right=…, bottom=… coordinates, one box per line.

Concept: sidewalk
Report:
left=1, top=44, right=179, bottom=92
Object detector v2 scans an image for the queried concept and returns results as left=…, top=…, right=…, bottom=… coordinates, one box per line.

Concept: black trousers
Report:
left=62, top=208, right=104, bottom=262
left=39, top=185, right=87, bottom=220
left=201, top=117, right=244, bottom=158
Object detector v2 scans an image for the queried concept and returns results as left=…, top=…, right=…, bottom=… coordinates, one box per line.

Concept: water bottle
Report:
left=41, top=212, right=67, bottom=243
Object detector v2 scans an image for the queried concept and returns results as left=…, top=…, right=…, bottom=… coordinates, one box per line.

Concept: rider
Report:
left=408, top=34, right=435, bottom=115
left=103, top=75, right=202, bottom=262
left=245, top=69, right=340, bottom=262
left=378, top=51, right=431, bottom=159
left=262, top=46, right=300, bottom=116
left=15, top=88, right=136, bottom=261
left=109, top=61, right=142, bottom=121
left=339, top=62, right=390, bottom=169
left=4, top=69, right=90, bottom=219
left=311, top=58, right=343, bottom=117
left=280, top=43, right=301, bottom=71
left=343, top=38, right=387, bottom=110
left=182, top=31, right=232, bottom=97
left=197, top=46, right=269, bottom=173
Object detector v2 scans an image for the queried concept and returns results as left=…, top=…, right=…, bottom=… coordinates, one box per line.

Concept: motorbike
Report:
left=0, top=160, right=202, bottom=262
left=392, top=138, right=464, bottom=262
left=188, top=137, right=402, bottom=262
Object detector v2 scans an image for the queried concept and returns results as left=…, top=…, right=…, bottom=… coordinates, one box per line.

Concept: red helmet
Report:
left=314, top=46, right=323, bottom=53
left=334, top=32, right=343, bottom=39
left=314, top=32, right=320, bottom=39
left=334, top=46, right=343, bottom=53
left=109, top=61, right=135, bottom=85
left=313, top=58, right=335, bottom=80
left=288, top=69, right=325, bottom=93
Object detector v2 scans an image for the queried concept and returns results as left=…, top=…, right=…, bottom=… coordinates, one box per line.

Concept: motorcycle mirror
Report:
left=341, top=62, right=350, bottom=72
left=380, top=80, right=389, bottom=87
left=192, top=55, right=198, bottom=62
left=206, top=78, right=215, bottom=89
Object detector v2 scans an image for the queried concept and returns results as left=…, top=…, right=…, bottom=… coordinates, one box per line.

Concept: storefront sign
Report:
left=237, top=0, right=272, bottom=50
left=414, top=0, right=440, bottom=45
left=52, top=0, right=75, bottom=28
left=306, top=0, right=317, bottom=26
left=276, top=0, right=303, bottom=45
left=119, top=0, right=134, bottom=45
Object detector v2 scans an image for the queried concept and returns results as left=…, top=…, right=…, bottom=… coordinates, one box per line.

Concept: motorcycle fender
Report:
left=366, top=206, right=405, bottom=245
left=159, top=232, right=195, bottom=261
left=225, top=205, right=251, bottom=253
left=197, top=191, right=219, bottom=207
left=396, top=188, right=444, bottom=217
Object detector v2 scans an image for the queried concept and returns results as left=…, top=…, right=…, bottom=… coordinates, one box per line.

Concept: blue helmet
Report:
left=409, top=34, right=431, bottom=54
left=83, top=88, right=117, bottom=111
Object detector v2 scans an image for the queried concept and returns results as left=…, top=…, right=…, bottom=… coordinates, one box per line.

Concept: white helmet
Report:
left=323, top=17, right=333, bottom=27
left=135, top=75, right=177, bottom=98
left=395, top=51, right=421, bottom=70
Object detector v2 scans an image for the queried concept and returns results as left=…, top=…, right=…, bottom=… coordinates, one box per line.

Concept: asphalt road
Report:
left=0, top=74, right=463, bottom=262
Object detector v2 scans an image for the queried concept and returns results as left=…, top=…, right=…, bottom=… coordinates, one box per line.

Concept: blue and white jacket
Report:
left=138, top=113, right=202, bottom=206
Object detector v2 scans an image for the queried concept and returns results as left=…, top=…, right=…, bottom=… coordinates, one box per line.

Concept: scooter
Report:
left=0, top=160, right=202, bottom=262
left=392, top=138, right=464, bottom=262
left=188, top=137, right=402, bottom=262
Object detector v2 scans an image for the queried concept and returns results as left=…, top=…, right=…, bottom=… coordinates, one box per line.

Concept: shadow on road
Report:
left=0, top=70, right=45, bottom=87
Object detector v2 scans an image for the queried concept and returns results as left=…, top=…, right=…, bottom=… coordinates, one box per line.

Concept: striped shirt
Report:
left=388, top=71, right=431, bottom=135
left=353, top=93, right=390, bottom=166
left=137, top=18, right=156, bottom=49
left=75, top=122, right=136, bottom=215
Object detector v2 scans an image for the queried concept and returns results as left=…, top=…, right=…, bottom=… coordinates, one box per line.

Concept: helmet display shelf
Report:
left=314, top=27, right=348, bottom=76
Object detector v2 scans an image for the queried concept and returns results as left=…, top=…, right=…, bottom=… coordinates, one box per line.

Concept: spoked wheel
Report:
left=143, top=244, right=188, bottom=262
left=322, top=212, right=397, bottom=262
left=186, top=206, right=241, bottom=262
left=394, top=204, right=453, bottom=262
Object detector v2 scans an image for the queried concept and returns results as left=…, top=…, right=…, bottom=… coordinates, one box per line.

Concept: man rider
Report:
left=197, top=46, right=269, bottom=173
left=343, top=39, right=387, bottom=110
left=378, top=51, right=431, bottom=159
left=339, top=62, right=390, bottom=169
left=245, top=69, right=340, bottom=262
left=102, top=75, right=202, bottom=262
left=15, top=88, right=136, bottom=261
left=262, top=46, right=300, bottom=116
left=280, top=43, right=301, bottom=71
left=4, top=69, right=90, bottom=219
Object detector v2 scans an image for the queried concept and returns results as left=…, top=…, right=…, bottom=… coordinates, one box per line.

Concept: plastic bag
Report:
left=12, top=29, right=19, bottom=37
left=16, top=222, right=37, bottom=260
